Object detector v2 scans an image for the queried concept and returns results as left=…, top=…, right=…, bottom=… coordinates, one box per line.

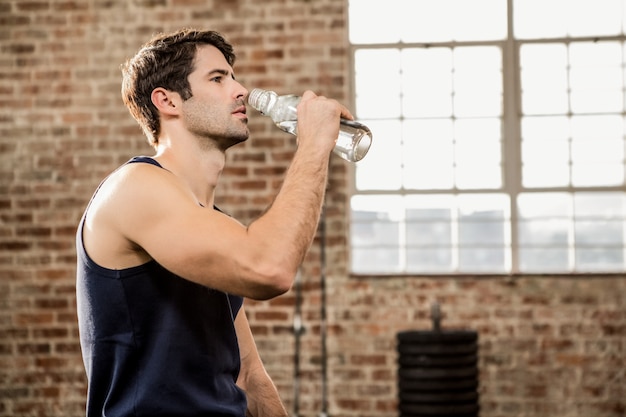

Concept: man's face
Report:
left=181, top=44, right=249, bottom=149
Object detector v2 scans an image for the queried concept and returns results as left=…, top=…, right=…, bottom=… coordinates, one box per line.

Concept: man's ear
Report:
left=151, top=87, right=180, bottom=116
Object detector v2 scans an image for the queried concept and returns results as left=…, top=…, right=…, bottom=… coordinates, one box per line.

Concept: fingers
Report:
left=300, top=90, right=354, bottom=120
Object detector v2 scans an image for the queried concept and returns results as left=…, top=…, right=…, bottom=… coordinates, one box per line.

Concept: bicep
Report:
left=111, top=165, right=262, bottom=296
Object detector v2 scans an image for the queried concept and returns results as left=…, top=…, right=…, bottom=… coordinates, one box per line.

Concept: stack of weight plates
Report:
left=397, top=330, right=479, bottom=417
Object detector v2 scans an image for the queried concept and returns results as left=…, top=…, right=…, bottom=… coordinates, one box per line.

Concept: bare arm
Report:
left=235, top=306, right=289, bottom=417
left=83, top=91, right=350, bottom=300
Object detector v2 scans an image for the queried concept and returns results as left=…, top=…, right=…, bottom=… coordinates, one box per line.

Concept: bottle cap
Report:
left=248, top=88, right=270, bottom=114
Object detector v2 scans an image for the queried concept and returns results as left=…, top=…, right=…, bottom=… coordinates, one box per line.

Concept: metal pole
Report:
left=293, top=269, right=303, bottom=417
left=319, top=207, right=328, bottom=417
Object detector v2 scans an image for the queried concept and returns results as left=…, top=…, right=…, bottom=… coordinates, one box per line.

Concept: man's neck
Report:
left=154, top=138, right=226, bottom=209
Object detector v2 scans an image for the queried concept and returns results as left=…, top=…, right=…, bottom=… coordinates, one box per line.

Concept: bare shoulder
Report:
left=82, top=161, right=196, bottom=269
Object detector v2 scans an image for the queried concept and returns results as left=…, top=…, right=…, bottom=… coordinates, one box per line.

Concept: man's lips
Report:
left=232, top=106, right=247, bottom=117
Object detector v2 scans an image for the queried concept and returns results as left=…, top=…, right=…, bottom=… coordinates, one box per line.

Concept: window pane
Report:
left=453, top=47, right=502, bottom=117
left=521, top=116, right=571, bottom=188
left=519, top=248, right=570, bottom=273
left=576, top=248, right=624, bottom=271
left=407, top=248, right=453, bottom=273
left=570, top=115, right=625, bottom=186
left=457, top=194, right=511, bottom=272
left=514, top=0, right=568, bottom=39
left=401, top=48, right=453, bottom=118
left=514, top=0, right=623, bottom=39
left=517, top=192, right=626, bottom=272
left=569, top=42, right=623, bottom=113
left=567, top=0, right=623, bottom=37
left=348, top=0, right=402, bottom=44
left=517, top=193, right=573, bottom=272
left=405, top=200, right=454, bottom=272
left=351, top=195, right=403, bottom=274
left=402, top=119, right=454, bottom=190
left=454, top=118, right=502, bottom=189
left=350, top=0, right=506, bottom=44
left=401, top=0, right=507, bottom=42
left=518, top=219, right=570, bottom=246
left=459, top=248, right=508, bottom=272
left=355, top=120, right=402, bottom=190
left=574, top=192, right=626, bottom=271
left=354, top=49, right=401, bottom=119
left=520, top=44, right=568, bottom=115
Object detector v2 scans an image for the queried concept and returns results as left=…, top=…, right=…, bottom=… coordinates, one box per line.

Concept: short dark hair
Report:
left=121, top=28, right=236, bottom=146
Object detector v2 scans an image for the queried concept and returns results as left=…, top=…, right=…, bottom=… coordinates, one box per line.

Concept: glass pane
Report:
left=575, top=192, right=626, bottom=217
left=351, top=195, right=404, bottom=221
left=406, top=220, right=452, bottom=246
left=453, top=47, right=502, bottom=117
left=576, top=220, right=624, bottom=244
left=514, top=0, right=568, bottom=39
left=459, top=248, right=507, bottom=272
left=522, top=163, right=570, bottom=188
left=352, top=248, right=402, bottom=274
left=572, top=163, right=624, bottom=187
left=454, top=118, right=502, bottom=189
left=401, top=0, right=506, bottom=42
left=570, top=115, right=625, bottom=186
left=521, top=116, right=570, bottom=187
left=576, top=248, right=624, bottom=272
left=354, top=49, right=401, bottom=119
left=348, top=0, right=402, bottom=44
left=569, top=42, right=624, bottom=113
left=574, top=191, right=626, bottom=271
left=401, top=48, right=453, bottom=118
left=406, top=196, right=454, bottom=246
left=458, top=194, right=510, bottom=246
left=355, top=120, right=403, bottom=191
left=518, top=193, right=572, bottom=219
left=458, top=194, right=510, bottom=249
left=518, top=219, right=570, bottom=245
left=567, top=0, right=623, bottom=37
left=402, top=119, right=454, bottom=190
left=521, top=116, right=571, bottom=187
left=520, top=44, right=568, bottom=115
left=350, top=195, right=403, bottom=273
left=519, top=248, right=570, bottom=272
left=406, top=248, right=453, bottom=273
left=456, top=162, right=502, bottom=189
left=350, top=0, right=506, bottom=44
left=514, top=0, right=623, bottom=39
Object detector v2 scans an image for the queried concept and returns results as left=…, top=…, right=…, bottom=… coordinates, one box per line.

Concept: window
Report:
left=349, top=0, right=626, bottom=274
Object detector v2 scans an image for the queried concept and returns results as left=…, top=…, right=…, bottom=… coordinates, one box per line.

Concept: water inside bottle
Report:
left=276, top=120, right=298, bottom=135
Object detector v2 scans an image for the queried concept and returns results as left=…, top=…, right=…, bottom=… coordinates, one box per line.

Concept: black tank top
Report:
left=76, top=156, right=246, bottom=416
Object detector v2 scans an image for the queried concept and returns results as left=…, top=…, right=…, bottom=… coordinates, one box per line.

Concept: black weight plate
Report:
left=398, top=377, right=478, bottom=392
left=398, top=353, right=477, bottom=368
left=399, top=403, right=480, bottom=415
left=397, top=330, right=478, bottom=344
left=399, top=366, right=478, bottom=380
left=399, top=390, right=479, bottom=404
left=398, top=342, right=478, bottom=356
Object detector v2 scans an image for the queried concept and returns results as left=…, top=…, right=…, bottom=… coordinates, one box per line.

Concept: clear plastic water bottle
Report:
left=248, top=88, right=373, bottom=162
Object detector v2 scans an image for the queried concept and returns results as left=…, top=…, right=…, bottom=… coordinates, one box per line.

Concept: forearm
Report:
left=268, top=147, right=330, bottom=264
left=245, top=146, right=330, bottom=293
left=240, top=366, right=289, bottom=417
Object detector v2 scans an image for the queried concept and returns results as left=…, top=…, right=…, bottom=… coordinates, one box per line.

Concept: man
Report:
left=76, top=28, right=353, bottom=416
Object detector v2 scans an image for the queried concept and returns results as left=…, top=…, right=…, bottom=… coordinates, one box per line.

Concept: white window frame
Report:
left=348, top=0, right=626, bottom=275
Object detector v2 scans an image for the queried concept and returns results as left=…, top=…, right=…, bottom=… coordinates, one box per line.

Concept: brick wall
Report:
left=0, top=1, right=624, bottom=417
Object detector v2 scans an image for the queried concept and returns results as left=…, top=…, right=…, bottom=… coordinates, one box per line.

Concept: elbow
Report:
left=247, top=265, right=295, bottom=301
